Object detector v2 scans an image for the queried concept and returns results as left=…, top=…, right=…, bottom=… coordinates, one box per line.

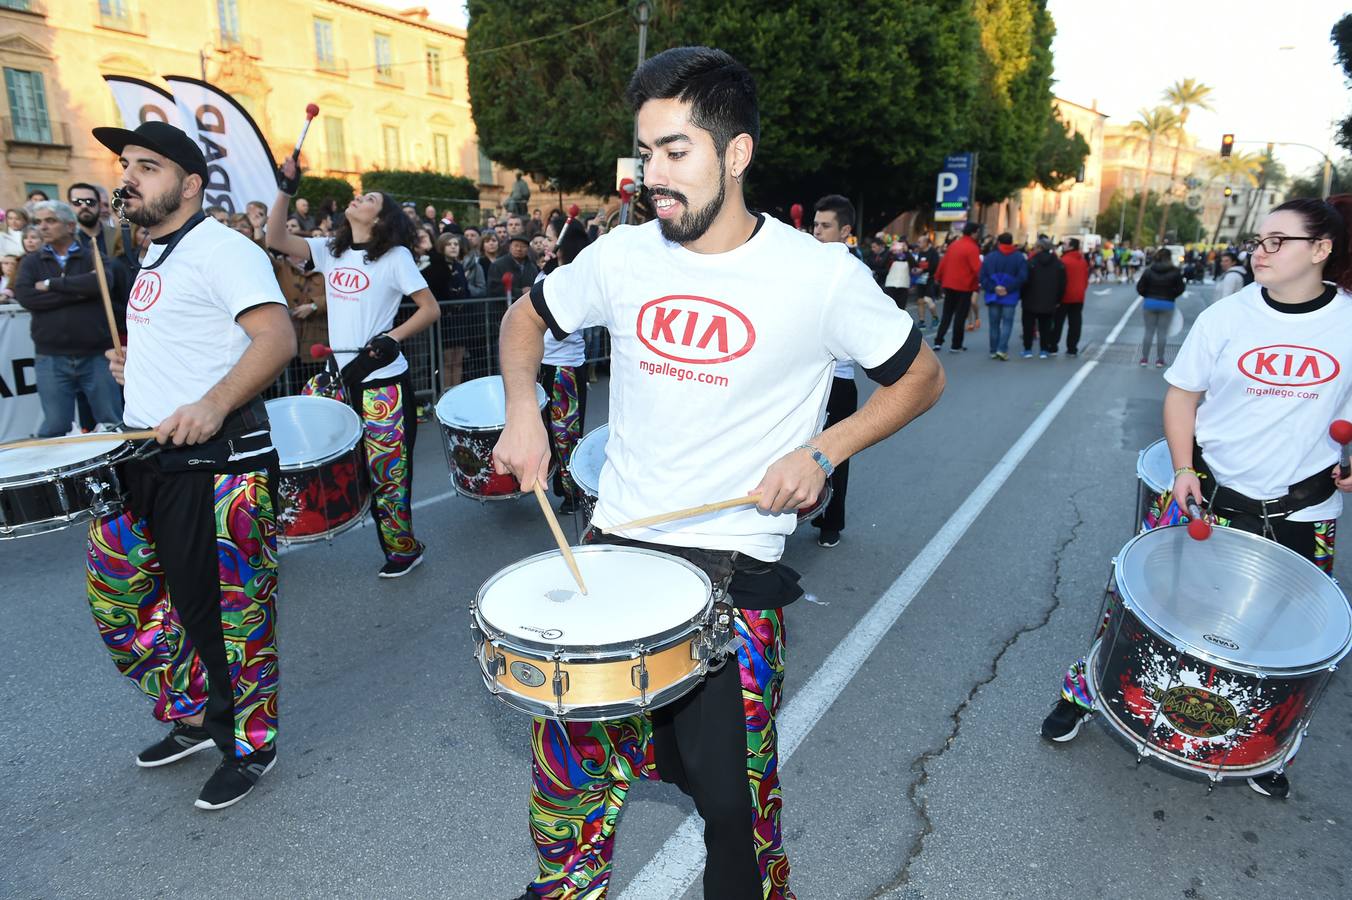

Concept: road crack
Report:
left=871, top=489, right=1089, bottom=898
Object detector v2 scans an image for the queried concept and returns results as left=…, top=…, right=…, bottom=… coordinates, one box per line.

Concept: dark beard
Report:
left=123, top=185, right=183, bottom=228
left=77, top=210, right=99, bottom=227
left=654, top=165, right=727, bottom=245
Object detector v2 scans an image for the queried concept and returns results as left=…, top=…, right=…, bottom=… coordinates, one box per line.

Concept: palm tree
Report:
left=1124, top=106, right=1182, bottom=244
left=1157, top=78, right=1214, bottom=241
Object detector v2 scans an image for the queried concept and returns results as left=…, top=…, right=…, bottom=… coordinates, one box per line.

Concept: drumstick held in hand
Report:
left=603, top=494, right=764, bottom=533
left=533, top=482, right=587, bottom=595
left=1185, top=499, right=1212, bottom=541
left=90, top=245, right=122, bottom=355
left=0, top=429, right=158, bottom=451
left=1330, top=420, right=1352, bottom=474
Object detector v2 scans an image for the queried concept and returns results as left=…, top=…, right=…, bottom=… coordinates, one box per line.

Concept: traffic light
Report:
left=1221, top=134, right=1234, bottom=158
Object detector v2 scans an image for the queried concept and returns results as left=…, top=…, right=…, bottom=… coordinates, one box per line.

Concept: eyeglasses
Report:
left=1242, top=235, right=1322, bottom=254
left=70, top=198, right=99, bottom=207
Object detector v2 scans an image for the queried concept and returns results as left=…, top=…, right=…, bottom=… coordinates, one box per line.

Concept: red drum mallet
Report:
left=502, top=271, right=514, bottom=300
left=309, top=343, right=363, bottom=360
left=790, top=203, right=803, bottom=230
left=293, top=103, right=320, bottom=161
left=1330, top=419, right=1352, bottom=475
left=1185, top=499, right=1212, bottom=541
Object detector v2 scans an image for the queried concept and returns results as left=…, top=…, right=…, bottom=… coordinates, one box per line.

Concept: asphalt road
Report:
left=4, top=278, right=1351, bottom=900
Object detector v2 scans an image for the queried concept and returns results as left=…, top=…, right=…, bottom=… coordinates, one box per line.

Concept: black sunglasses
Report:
left=70, top=197, right=99, bottom=207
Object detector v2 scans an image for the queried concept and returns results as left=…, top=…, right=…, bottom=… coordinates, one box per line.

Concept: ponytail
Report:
left=1272, top=195, right=1352, bottom=292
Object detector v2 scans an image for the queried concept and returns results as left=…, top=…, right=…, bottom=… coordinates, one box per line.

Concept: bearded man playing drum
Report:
left=1040, top=196, right=1352, bottom=801
left=495, top=47, right=945, bottom=900
left=89, top=122, right=295, bottom=810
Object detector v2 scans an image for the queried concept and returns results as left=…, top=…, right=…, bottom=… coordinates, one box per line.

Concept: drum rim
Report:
left=568, top=423, right=609, bottom=499
left=484, top=670, right=707, bottom=722
left=0, top=440, right=131, bottom=487
left=1114, top=524, right=1352, bottom=676
left=435, top=376, right=547, bottom=431
left=474, top=544, right=714, bottom=655
left=1136, top=438, right=1173, bottom=494
left=265, top=395, right=364, bottom=469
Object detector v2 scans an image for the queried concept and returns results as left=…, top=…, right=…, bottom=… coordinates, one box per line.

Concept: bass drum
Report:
left=1088, top=525, right=1352, bottom=781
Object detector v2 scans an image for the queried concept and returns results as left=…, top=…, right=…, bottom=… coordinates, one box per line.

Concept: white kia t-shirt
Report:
left=538, top=215, right=917, bottom=559
left=305, top=237, right=427, bottom=381
left=123, top=217, right=285, bottom=428
left=1165, top=282, right=1352, bottom=521
left=535, top=270, right=586, bottom=365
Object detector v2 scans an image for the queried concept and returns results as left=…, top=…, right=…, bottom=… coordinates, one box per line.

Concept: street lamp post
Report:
left=629, top=0, right=652, bottom=158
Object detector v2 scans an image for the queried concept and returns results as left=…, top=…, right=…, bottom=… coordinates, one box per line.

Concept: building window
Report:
left=217, top=0, right=240, bottom=43
left=99, top=0, right=129, bottom=16
left=477, top=145, right=493, bottom=185
left=1226, top=216, right=1236, bottom=227
left=324, top=116, right=346, bottom=171
left=4, top=68, right=52, bottom=144
left=382, top=124, right=401, bottom=168
left=0, top=0, right=35, bottom=10
left=374, top=34, right=393, bottom=77
left=426, top=46, right=443, bottom=90
left=433, top=133, right=450, bottom=172
left=314, top=18, right=336, bottom=68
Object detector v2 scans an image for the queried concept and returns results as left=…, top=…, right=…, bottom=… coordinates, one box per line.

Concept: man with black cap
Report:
left=489, top=232, right=538, bottom=300
left=86, top=120, right=295, bottom=810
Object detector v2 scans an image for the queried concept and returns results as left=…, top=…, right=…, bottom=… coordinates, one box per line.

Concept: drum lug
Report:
left=551, top=654, right=569, bottom=718
left=631, top=649, right=650, bottom=707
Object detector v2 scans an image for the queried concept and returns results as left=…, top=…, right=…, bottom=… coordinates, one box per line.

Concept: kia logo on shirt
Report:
left=636, top=295, right=756, bottom=364
left=329, top=267, right=370, bottom=293
left=127, top=271, right=162, bottom=311
left=1237, top=344, right=1340, bottom=387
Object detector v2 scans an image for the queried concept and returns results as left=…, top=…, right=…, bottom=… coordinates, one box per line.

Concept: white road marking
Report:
left=618, top=298, right=1145, bottom=899
left=1092, top=288, right=1111, bottom=296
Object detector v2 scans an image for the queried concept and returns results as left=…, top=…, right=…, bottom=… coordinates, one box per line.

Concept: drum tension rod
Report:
left=551, top=652, right=569, bottom=718
left=631, top=646, right=650, bottom=706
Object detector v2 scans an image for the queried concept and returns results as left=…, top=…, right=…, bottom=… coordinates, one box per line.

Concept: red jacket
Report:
left=936, top=235, right=981, bottom=292
left=1060, top=250, right=1089, bottom=304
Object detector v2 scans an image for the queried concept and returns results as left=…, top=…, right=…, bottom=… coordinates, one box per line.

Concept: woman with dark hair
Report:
left=1135, top=247, right=1186, bottom=367
left=1040, top=196, right=1352, bottom=801
left=267, top=167, right=439, bottom=578
left=428, top=231, right=470, bottom=386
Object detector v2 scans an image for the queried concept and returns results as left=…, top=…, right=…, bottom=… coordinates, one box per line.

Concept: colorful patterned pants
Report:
left=1062, top=491, right=1337, bottom=710
left=86, top=468, right=279, bottom=757
left=527, top=608, right=792, bottom=899
left=539, top=364, right=586, bottom=500
left=304, top=373, right=423, bottom=563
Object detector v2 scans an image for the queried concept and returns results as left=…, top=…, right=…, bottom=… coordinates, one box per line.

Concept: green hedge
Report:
left=360, top=170, right=481, bottom=225
left=294, top=175, right=355, bottom=210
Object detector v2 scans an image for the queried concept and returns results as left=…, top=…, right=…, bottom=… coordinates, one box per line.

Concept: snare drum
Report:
left=1088, top=525, right=1352, bottom=781
left=267, top=396, right=371, bottom=543
left=472, top=545, right=721, bottom=720
left=568, top=423, right=608, bottom=522
left=436, top=376, right=551, bottom=500
left=1135, top=438, right=1182, bottom=532
left=0, top=436, right=131, bottom=539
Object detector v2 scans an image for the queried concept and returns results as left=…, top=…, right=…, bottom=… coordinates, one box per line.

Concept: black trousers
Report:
left=812, top=375, right=856, bottom=532
left=1022, top=310, right=1056, bottom=352
left=883, top=286, right=908, bottom=311
left=936, top=289, right=973, bottom=348
left=1053, top=303, right=1082, bottom=352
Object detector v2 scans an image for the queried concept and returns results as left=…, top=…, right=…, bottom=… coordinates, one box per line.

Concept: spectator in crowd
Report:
left=462, top=225, right=481, bottom=257
left=529, top=208, right=545, bottom=238
left=2, top=207, right=30, bottom=257
left=506, top=214, right=526, bottom=242
left=461, top=229, right=488, bottom=298
left=12, top=200, right=124, bottom=436
left=26, top=189, right=49, bottom=206
left=245, top=200, right=268, bottom=239
left=270, top=244, right=327, bottom=387
left=286, top=216, right=305, bottom=238
left=979, top=232, right=1028, bottom=361
left=21, top=226, right=42, bottom=255
left=439, top=208, right=463, bottom=235
left=293, top=197, right=317, bottom=233
left=479, top=230, right=502, bottom=285
left=494, top=221, right=509, bottom=245
left=427, top=232, right=470, bottom=387
left=1, top=253, right=18, bottom=300
left=934, top=221, right=983, bottom=352
left=314, top=212, right=334, bottom=236
left=412, top=225, right=435, bottom=271
left=422, top=204, right=438, bottom=228
left=488, top=233, right=537, bottom=300
left=883, top=240, right=912, bottom=310
left=1212, top=250, right=1246, bottom=304
left=1021, top=238, right=1066, bottom=359
left=229, top=213, right=256, bottom=240
left=68, top=183, right=123, bottom=256
left=483, top=214, right=498, bottom=232
left=205, top=205, right=229, bottom=224
left=529, top=233, right=551, bottom=268
left=864, top=237, right=889, bottom=285
left=1054, top=238, right=1089, bottom=356
left=1136, top=247, right=1186, bottom=367
left=910, top=233, right=940, bottom=328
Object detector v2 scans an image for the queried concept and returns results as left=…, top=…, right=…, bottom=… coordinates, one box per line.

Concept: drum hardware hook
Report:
left=551, top=653, right=569, bottom=718
left=631, top=647, right=650, bottom=706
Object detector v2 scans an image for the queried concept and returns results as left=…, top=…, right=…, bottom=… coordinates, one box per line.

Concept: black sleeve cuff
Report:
left=863, top=327, right=922, bottom=387
left=531, top=281, right=569, bottom=341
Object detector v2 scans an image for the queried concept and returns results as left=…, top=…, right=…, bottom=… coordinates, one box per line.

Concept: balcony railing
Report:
left=316, top=57, right=348, bottom=77
left=97, top=8, right=147, bottom=34
left=374, top=68, right=404, bottom=88
left=215, top=29, right=261, bottom=57
left=2, top=116, right=71, bottom=147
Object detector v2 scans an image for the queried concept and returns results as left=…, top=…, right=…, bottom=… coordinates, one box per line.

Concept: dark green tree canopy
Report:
left=361, top=170, right=481, bottom=224
left=1334, top=13, right=1352, bottom=153
left=1034, top=107, right=1092, bottom=191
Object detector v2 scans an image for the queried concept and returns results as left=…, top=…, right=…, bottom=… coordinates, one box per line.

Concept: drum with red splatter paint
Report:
left=1089, top=525, right=1351, bottom=781
left=435, top=377, right=553, bottom=500
left=268, top=396, right=371, bottom=543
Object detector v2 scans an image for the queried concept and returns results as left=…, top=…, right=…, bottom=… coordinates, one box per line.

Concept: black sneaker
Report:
left=1040, top=698, right=1090, bottom=743
left=195, top=745, right=277, bottom=810
left=817, top=529, right=841, bottom=548
left=378, top=552, right=424, bottom=579
left=1247, top=771, right=1290, bottom=799
left=136, top=721, right=216, bottom=768
left=1066, top=349, right=1078, bottom=357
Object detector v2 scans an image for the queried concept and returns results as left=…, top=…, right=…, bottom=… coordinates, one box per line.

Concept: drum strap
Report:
left=1193, top=443, right=1335, bottom=520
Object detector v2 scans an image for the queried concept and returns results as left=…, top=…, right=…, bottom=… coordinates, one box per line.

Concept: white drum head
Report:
left=0, top=436, right=128, bottom=483
left=478, top=545, right=711, bottom=648
left=1137, top=438, right=1173, bottom=494
left=569, top=424, right=609, bottom=499
left=436, top=376, right=548, bottom=432
left=267, top=395, right=363, bottom=468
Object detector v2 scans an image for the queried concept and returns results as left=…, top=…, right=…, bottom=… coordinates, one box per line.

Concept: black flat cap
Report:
left=92, top=121, right=209, bottom=182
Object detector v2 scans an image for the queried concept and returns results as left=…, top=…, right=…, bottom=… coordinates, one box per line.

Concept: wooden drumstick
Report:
left=90, top=242, right=122, bottom=356
left=533, top=481, right=587, bottom=595
left=603, top=494, right=764, bottom=533
left=0, top=429, right=157, bottom=451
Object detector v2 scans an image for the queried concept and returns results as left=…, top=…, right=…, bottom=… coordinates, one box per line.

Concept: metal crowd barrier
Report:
left=265, top=295, right=611, bottom=403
